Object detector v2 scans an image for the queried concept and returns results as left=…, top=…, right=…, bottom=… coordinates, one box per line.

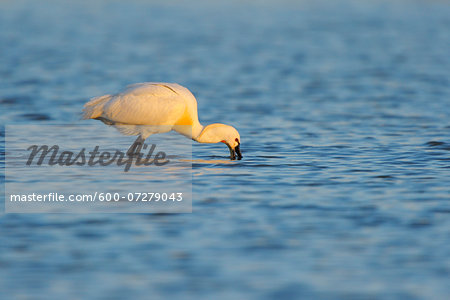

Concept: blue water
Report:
left=1, top=0, right=450, bottom=298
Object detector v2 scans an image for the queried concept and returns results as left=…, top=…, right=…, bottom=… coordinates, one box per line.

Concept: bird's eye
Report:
left=235, top=138, right=239, bottom=142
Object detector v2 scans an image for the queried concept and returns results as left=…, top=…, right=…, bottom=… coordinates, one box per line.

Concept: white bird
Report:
left=82, top=82, right=242, bottom=160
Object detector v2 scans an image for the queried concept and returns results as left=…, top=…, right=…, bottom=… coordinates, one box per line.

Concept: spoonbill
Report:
left=82, top=82, right=242, bottom=160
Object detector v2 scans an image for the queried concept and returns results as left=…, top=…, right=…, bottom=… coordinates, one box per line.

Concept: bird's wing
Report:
left=100, top=83, right=187, bottom=125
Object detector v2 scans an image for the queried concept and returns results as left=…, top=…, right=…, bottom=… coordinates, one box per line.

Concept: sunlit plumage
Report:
left=82, top=82, right=242, bottom=160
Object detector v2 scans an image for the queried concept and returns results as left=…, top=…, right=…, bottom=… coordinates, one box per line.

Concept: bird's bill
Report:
left=227, top=143, right=243, bottom=160
left=235, top=144, right=243, bottom=160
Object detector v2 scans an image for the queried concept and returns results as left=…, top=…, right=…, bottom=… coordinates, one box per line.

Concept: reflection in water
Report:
left=182, top=158, right=235, bottom=164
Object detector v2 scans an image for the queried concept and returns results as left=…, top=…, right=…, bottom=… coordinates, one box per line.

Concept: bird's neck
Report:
left=173, top=121, right=204, bottom=141
left=193, top=123, right=224, bottom=144
left=195, top=124, right=222, bottom=143
left=192, top=122, right=205, bottom=142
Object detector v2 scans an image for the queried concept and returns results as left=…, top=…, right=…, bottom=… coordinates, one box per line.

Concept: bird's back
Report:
left=83, top=82, right=198, bottom=126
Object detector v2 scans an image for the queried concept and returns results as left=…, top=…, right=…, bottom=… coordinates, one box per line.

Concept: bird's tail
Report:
left=82, top=94, right=112, bottom=119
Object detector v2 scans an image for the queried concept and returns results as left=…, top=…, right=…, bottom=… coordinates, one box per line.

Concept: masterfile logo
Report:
left=5, top=124, right=192, bottom=213
left=25, top=143, right=169, bottom=172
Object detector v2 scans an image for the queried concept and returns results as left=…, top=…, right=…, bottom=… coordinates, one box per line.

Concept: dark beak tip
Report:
left=235, top=145, right=243, bottom=160
left=228, top=143, right=242, bottom=160
left=236, top=152, right=243, bottom=160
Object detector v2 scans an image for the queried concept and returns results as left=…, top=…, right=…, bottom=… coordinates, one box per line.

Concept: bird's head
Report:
left=197, top=124, right=242, bottom=160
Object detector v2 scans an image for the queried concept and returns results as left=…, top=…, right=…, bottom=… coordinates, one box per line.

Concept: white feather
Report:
left=82, top=82, right=242, bottom=158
